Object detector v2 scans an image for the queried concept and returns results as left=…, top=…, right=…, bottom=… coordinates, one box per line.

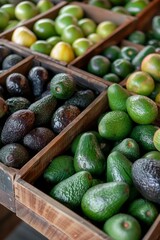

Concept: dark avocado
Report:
left=0, top=143, right=29, bottom=168
left=28, top=66, right=49, bottom=97
left=23, top=127, right=55, bottom=152
left=2, top=54, right=23, bottom=70
left=1, top=109, right=35, bottom=144
left=6, top=97, right=31, bottom=113
left=6, top=73, right=31, bottom=97
left=51, top=105, right=80, bottom=133
left=132, top=158, right=160, bottom=204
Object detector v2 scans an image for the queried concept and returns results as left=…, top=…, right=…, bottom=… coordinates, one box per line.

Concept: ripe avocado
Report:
left=1, top=109, right=35, bottom=144
left=50, top=171, right=92, bottom=209
left=6, top=97, right=31, bottom=113
left=23, top=127, right=55, bottom=152
left=2, top=54, right=23, bottom=70
left=0, top=143, right=29, bottom=168
left=132, top=158, right=160, bottom=204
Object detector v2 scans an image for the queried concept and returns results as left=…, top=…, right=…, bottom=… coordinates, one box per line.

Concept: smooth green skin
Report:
left=78, top=18, right=97, bottom=36
left=96, top=21, right=117, bottom=39
left=33, top=19, right=57, bottom=40
left=59, top=5, right=84, bottom=20
left=50, top=73, right=76, bottom=100
left=111, top=58, right=134, bottom=79
left=132, top=45, right=155, bottom=69
left=1, top=4, right=16, bottom=20
left=30, top=40, right=52, bottom=55
left=126, top=95, right=158, bottom=124
left=143, top=151, right=160, bottom=160
left=50, top=171, right=92, bottom=209
left=103, top=73, right=120, bottom=83
left=6, top=97, right=30, bottom=114
left=111, top=6, right=129, bottom=15
left=130, top=125, right=158, bottom=152
left=141, top=54, right=160, bottom=82
left=119, top=46, right=138, bottom=62
left=153, top=129, right=160, bottom=151
left=126, top=71, right=155, bottom=96
left=72, top=38, right=92, bottom=57
left=4, top=20, right=19, bottom=30
left=125, top=0, right=148, bottom=16
left=29, top=94, right=57, bottom=126
left=47, top=36, right=61, bottom=47
left=0, top=143, right=29, bottom=168
left=15, top=1, right=38, bottom=21
left=152, top=16, right=160, bottom=40
left=111, top=138, right=140, bottom=162
left=81, top=182, right=129, bottom=222
left=74, top=132, right=105, bottom=177
left=106, top=151, right=133, bottom=185
left=102, top=45, right=121, bottom=62
left=103, top=213, right=141, bottom=240
left=88, top=0, right=111, bottom=9
left=98, top=110, right=133, bottom=141
left=0, top=97, right=8, bottom=118
left=128, top=30, right=146, bottom=44
left=87, top=55, right=111, bottom=77
left=43, top=155, right=75, bottom=184
left=55, top=13, right=78, bottom=35
left=37, top=0, right=54, bottom=13
left=0, top=9, right=9, bottom=29
left=108, top=83, right=130, bottom=112
left=128, top=198, right=158, bottom=226
left=62, top=24, right=84, bottom=45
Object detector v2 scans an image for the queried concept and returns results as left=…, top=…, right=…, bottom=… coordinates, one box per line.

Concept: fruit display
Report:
left=127, top=15, right=160, bottom=47
left=38, top=85, right=160, bottom=239
left=8, top=2, right=135, bottom=64
left=0, top=0, right=54, bottom=33
left=0, top=53, right=98, bottom=169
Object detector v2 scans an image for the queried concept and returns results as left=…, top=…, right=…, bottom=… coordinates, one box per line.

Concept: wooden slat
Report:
left=142, top=215, right=160, bottom=240
left=15, top=180, right=110, bottom=240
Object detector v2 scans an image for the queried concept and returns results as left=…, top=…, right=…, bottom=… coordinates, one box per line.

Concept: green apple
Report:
left=55, top=13, right=78, bottom=35
left=87, top=33, right=102, bottom=44
left=15, top=1, right=38, bottom=21
left=33, top=18, right=57, bottom=40
left=1, top=4, right=15, bottom=20
left=72, top=38, right=93, bottom=56
left=96, top=21, right=117, bottom=39
left=62, top=24, right=84, bottom=44
left=78, top=18, right=97, bottom=36
left=37, top=0, right=54, bottom=13
left=59, top=4, right=84, bottom=20
left=0, top=9, right=9, bottom=30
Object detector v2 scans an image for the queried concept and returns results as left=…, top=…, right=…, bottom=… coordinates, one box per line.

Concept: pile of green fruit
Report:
left=127, top=15, right=160, bottom=47
left=42, top=84, right=160, bottom=240
left=11, top=4, right=118, bottom=63
left=0, top=45, right=96, bottom=168
left=88, top=0, right=150, bottom=16
left=0, top=0, right=54, bottom=33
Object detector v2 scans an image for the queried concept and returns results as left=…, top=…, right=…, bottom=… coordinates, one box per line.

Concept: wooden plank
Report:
left=142, top=215, right=160, bottom=240
left=16, top=201, right=70, bottom=240
left=15, top=180, right=110, bottom=240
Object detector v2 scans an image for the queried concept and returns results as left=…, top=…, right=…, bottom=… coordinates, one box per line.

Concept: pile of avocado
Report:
left=43, top=84, right=160, bottom=240
left=0, top=45, right=96, bottom=168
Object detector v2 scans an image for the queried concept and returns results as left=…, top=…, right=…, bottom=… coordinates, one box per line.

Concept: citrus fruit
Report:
left=119, top=46, right=138, bottom=62
left=125, top=0, right=148, bottom=16
left=126, top=95, right=158, bottom=124
left=112, top=6, right=129, bottom=15
left=103, top=73, right=120, bottom=83
left=55, top=13, right=78, bottom=35
left=96, top=21, right=117, bottom=39
left=1, top=4, right=15, bottom=20
left=0, top=9, right=9, bottom=30
left=87, top=33, right=102, bottom=44
left=126, top=71, right=155, bottom=96
left=143, top=151, right=160, bottom=160
left=15, top=1, right=38, bottom=20
left=150, top=82, right=160, bottom=100
left=4, top=20, right=19, bottom=30
left=61, top=24, right=84, bottom=44
left=37, top=0, right=54, bottom=13
left=33, top=18, right=57, bottom=40
left=72, top=38, right=92, bottom=56
left=128, top=31, right=146, bottom=45
left=59, top=5, right=84, bottom=20
left=88, top=0, right=111, bottom=9
left=78, top=18, right=97, bottom=36
left=153, top=129, right=160, bottom=151
left=47, top=36, right=61, bottom=47
left=141, top=53, right=160, bottom=82
left=103, top=213, right=141, bottom=240
left=102, top=45, right=121, bottom=62
left=111, top=58, right=134, bottom=78
left=98, top=110, right=133, bottom=140
left=50, top=41, right=75, bottom=63
left=30, top=40, right=52, bottom=55
left=11, top=26, right=37, bottom=47
left=87, top=55, right=111, bottom=77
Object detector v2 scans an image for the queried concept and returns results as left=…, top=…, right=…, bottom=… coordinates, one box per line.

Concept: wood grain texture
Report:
left=15, top=180, right=110, bottom=240
left=142, top=215, right=160, bottom=240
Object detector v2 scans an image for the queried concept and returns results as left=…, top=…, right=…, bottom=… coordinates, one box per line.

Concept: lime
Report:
left=72, top=38, right=92, bottom=57
left=1, top=4, right=15, bottom=20
left=0, top=9, right=9, bottom=30
left=103, top=73, right=120, bottom=83
left=33, top=18, right=57, bottom=40
left=15, top=1, right=38, bottom=20
left=55, top=13, right=78, bottom=35
left=119, top=46, right=138, bottom=61
left=61, top=24, right=84, bottom=44
left=125, top=0, right=148, bottom=16
left=78, top=18, right=97, bottom=36
left=102, top=45, right=121, bottom=62
left=30, top=40, right=52, bottom=55
left=87, top=33, right=102, bottom=44
left=87, top=55, right=111, bottom=77
left=47, top=36, right=61, bottom=47
left=59, top=5, right=84, bottom=20
left=37, top=0, right=54, bottom=13
left=128, top=31, right=146, bottom=45
left=96, top=21, right=117, bottom=39
left=111, top=58, right=134, bottom=78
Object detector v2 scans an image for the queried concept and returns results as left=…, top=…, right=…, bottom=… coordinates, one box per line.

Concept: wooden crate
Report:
left=0, top=1, right=136, bottom=66
left=69, top=39, right=143, bottom=86
left=14, top=90, right=160, bottom=240
left=0, top=45, right=106, bottom=212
